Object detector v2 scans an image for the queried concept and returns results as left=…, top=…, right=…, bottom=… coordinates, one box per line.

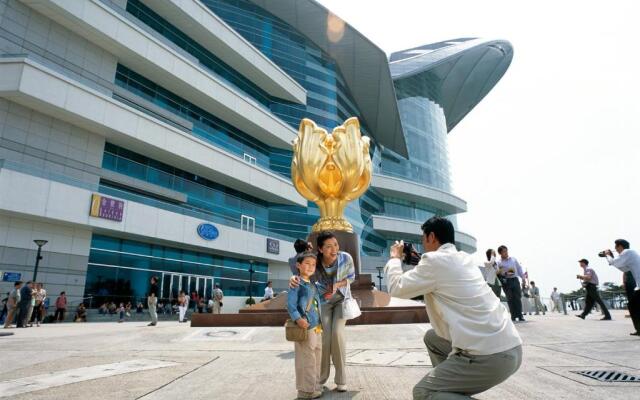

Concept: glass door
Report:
left=161, top=273, right=172, bottom=300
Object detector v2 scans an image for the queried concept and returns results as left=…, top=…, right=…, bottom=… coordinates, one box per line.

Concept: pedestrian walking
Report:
left=604, top=239, right=640, bottom=336
left=177, top=290, right=188, bottom=323
left=190, top=291, right=199, bottom=313
left=385, top=217, right=522, bottom=399
left=147, top=276, right=159, bottom=326
left=480, top=249, right=501, bottom=298
left=118, top=303, right=125, bottom=323
left=497, top=246, right=526, bottom=322
left=17, top=281, right=33, bottom=328
left=550, top=288, right=561, bottom=312
left=530, top=281, right=545, bottom=315
left=576, top=259, right=611, bottom=320
left=32, top=283, right=46, bottom=326
left=521, top=282, right=532, bottom=315
left=3, top=281, right=22, bottom=328
left=54, top=291, right=67, bottom=322
left=213, top=285, right=224, bottom=314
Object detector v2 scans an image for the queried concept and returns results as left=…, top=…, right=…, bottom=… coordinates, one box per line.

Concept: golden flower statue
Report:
left=292, top=117, right=372, bottom=233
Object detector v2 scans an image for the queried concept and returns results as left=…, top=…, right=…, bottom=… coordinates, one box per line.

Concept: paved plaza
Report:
left=1, top=310, right=639, bottom=399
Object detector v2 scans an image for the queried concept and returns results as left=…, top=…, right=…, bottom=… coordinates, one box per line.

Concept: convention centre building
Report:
left=0, top=0, right=512, bottom=310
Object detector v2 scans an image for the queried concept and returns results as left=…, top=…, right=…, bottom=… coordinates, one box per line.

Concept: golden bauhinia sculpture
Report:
left=292, top=117, right=372, bottom=233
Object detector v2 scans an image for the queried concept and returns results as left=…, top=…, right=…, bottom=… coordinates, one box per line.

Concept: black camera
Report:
left=403, top=242, right=421, bottom=266
left=598, top=250, right=609, bottom=258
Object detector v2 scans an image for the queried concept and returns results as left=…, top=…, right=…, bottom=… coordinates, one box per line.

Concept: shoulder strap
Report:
left=304, top=284, right=316, bottom=314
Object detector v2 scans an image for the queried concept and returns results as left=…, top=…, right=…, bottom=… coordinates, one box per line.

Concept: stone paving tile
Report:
left=1, top=310, right=639, bottom=399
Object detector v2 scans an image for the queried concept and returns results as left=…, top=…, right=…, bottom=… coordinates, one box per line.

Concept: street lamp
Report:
left=32, top=239, right=48, bottom=282
left=376, top=266, right=384, bottom=292
left=247, top=260, right=255, bottom=301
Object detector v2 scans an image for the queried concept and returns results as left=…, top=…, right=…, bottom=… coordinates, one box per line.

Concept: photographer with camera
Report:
left=385, top=217, right=522, bottom=400
left=603, top=239, right=640, bottom=336
left=575, top=259, right=611, bottom=321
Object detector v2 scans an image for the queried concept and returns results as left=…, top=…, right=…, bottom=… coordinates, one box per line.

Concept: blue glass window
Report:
left=86, top=235, right=268, bottom=303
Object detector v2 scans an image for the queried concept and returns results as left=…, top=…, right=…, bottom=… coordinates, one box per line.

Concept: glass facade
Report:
left=95, top=0, right=463, bottom=272
left=111, top=0, right=391, bottom=257
left=378, top=78, right=451, bottom=192
left=85, top=235, right=268, bottom=304
left=126, top=0, right=291, bottom=111
left=202, top=0, right=367, bottom=132
left=114, top=64, right=291, bottom=177
left=102, top=143, right=314, bottom=241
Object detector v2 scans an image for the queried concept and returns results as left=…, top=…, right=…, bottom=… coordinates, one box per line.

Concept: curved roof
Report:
left=390, top=38, right=513, bottom=132
left=248, top=0, right=408, bottom=157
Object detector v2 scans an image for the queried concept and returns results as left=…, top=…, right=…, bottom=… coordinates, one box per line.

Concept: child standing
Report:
left=287, top=251, right=323, bottom=400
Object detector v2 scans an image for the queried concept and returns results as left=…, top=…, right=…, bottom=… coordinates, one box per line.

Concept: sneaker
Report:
left=630, top=332, right=639, bottom=336
left=147, top=322, right=156, bottom=326
left=600, top=316, right=612, bottom=321
left=575, top=314, right=585, bottom=320
left=336, top=385, right=347, bottom=392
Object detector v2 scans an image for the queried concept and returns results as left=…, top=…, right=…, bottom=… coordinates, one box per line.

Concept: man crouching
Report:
left=385, top=217, right=522, bottom=399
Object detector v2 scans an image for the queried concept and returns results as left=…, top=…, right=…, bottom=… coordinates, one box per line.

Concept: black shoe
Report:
left=518, top=317, right=526, bottom=322
left=147, top=322, right=156, bottom=326
left=630, top=332, right=640, bottom=336
left=600, top=316, right=612, bottom=321
left=575, top=314, right=585, bottom=320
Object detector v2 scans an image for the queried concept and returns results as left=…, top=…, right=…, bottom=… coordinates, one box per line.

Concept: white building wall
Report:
left=1, top=0, right=118, bottom=93
left=0, top=215, right=92, bottom=304
left=0, top=98, right=105, bottom=176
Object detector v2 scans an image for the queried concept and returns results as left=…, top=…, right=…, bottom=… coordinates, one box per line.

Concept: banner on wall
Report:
left=90, top=194, right=124, bottom=222
left=266, top=238, right=280, bottom=255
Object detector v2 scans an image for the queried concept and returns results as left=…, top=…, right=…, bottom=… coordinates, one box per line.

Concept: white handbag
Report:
left=341, top=285, right=361, bottom=320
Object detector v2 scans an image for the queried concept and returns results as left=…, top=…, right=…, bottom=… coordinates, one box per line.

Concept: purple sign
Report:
left=90, top=194, right=124, bottom=222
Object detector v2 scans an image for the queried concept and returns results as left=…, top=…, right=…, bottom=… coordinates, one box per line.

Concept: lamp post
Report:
left=248, top=260, right=255, bottom=301
left=376, top=266, right=384, bottom=292
left=32, top=239, right=48, bottom=282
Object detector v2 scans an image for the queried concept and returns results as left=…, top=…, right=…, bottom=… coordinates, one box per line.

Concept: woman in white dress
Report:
left=481, top=249, right=502, bottom=298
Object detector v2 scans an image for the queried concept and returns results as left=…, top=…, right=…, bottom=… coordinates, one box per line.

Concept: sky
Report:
left=318, top=0, right=640, bottom=294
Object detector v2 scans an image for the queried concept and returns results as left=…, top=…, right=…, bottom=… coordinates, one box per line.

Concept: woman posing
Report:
left=291, top=231, right=355, bottom=392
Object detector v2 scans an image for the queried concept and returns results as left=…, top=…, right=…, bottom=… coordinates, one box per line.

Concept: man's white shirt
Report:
left=607, top=249, right=640, bottom=290
left=385, top=243, right=522, bottom=356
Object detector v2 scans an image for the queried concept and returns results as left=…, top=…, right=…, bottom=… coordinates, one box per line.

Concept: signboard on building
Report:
left=266, top=238, right=280, bottom=255
left=197, top=223, right=219, bottom=241
left=90, top=194, right=124, bottom=222
left=1, top=272, right=22, bottom=282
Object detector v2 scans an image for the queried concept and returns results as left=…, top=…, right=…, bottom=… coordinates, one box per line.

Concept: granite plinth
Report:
left=191, top=274, right=428, bottom=327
